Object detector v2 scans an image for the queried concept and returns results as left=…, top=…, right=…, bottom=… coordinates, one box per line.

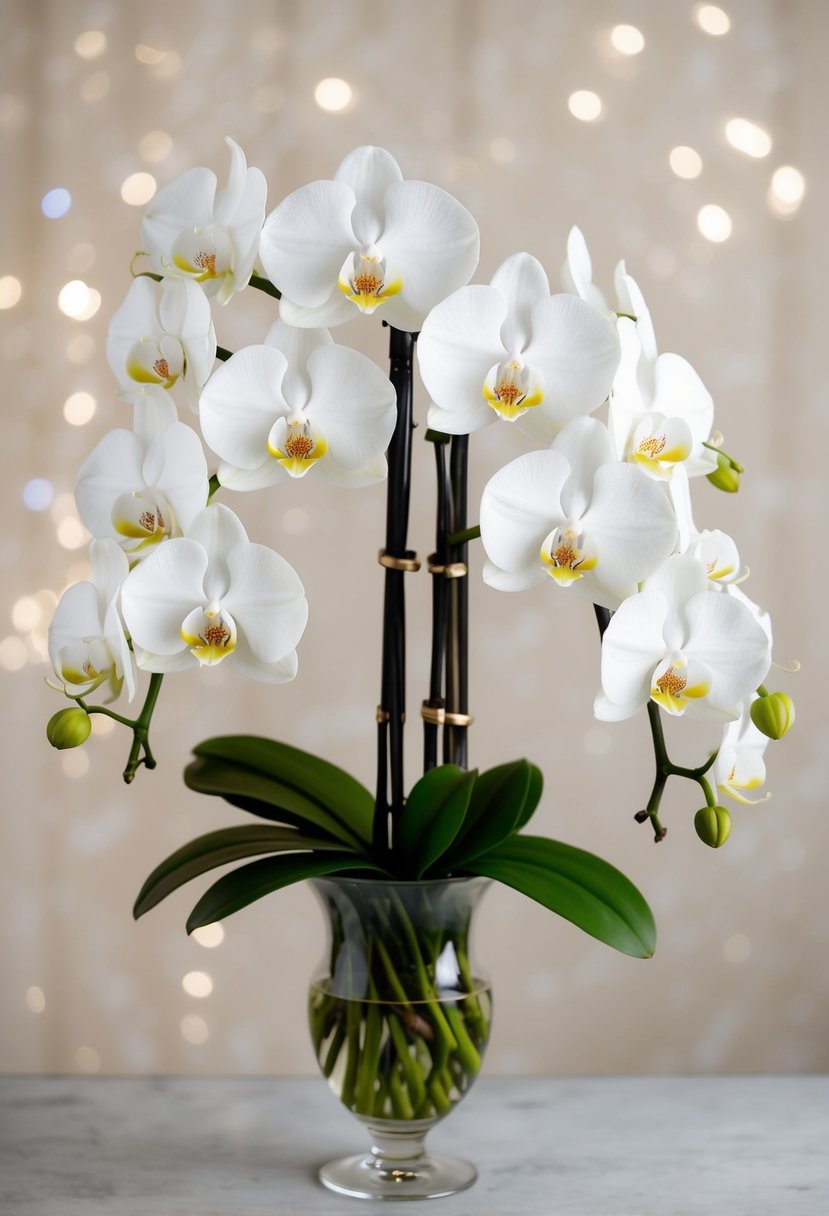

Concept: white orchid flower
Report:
left=596, top=553, right=772, bottom=723
left=417, top=252, right=621, bottom=441
left=561, top=229, right=659, bottom=363
left=107, top=277, right=216, bottom=413
left=141, top=137, right=266, bottom=304
left=480, top=417, right=678, bottom=610
left=713, top=700, right=771, bottom=805
left=560, top=226, right=612, bottom=314
left=121, top=503, right=308, bottom=683
left=610, top=306, right=715, bottom=481
left=199, top=319, right=397, bottom=490
left=74, top=394, right=208, bottom=560
left=259, top=145, right=479, bottom=332
left=48, top=539, right=136, bottom=703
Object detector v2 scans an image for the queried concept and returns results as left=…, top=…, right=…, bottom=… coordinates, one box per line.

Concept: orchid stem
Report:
left=215, top=346, right=233, bottom=362
left=248, top=272, right=281, bottom=300
left=447, top=524, right=480, bottom=545
left=445, top=436, right=470, bottom=768
left=74, top=673, right=164, bottom=783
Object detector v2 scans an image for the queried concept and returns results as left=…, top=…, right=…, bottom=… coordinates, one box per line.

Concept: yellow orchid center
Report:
left=338, top=245, right=403, bottom=314
left=268, top=418, right=329, bottom=478
left=650, top=659, right=710, bottom=715
left=630, top=420, right=691, bottom=478
left=539, top=526, right=597, bottom=586
left=180, top=602, right=237, bottom=666
left=112, top=491, right=173, bottom=553
left=125, top=337, right=184, bottom=388
left=483, top=359, right=544, bottom=421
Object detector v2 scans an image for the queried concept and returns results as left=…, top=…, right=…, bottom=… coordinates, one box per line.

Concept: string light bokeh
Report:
left=1, top=0, right=825, bottom=1078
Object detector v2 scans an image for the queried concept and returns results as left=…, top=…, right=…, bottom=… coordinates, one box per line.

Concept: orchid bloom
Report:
left=258, top=145, right=479, bottom=332
left=74, top=394, right=209, bottom=560
left=417, top=252, right=621, bottom=441
left=712, top=701, right=771, bottom=805
left=597, top=553, right=772, bottom=723
left=199, top=319, right=397, bottom=489
left=141, top=138, right=266, bottom=304
left=610, top=316, right=715, bottom=481
left=480, top=417, right=678, bottom=609
left=107, top=277, right=216, bottom=413
left=48, top=539, right=136, bottom=703
left=120, top=503, right=308, bottom=682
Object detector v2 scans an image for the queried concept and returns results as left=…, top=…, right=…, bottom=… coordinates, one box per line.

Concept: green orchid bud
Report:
left=750, top=691, right=795, bottom=740
left=47, top=707, right=92, bottom=750
left=694, top=804, right=732, bottom=848
left=706, top=451, right=741, bottom=493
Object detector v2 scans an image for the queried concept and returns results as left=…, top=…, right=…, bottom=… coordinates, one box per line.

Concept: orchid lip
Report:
left=267, top=416, right=329, bottom=478
left=539, top=523, right=597, bottom=586
left=180, top=601, right=237, bottom=666
left=483, top=359, right=544, bottom=421
left=338, top=244, right=403, bottom=314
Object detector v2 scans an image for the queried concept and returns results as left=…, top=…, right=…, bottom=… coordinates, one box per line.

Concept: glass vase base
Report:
left=319, top=1151, right=477, bottom=1201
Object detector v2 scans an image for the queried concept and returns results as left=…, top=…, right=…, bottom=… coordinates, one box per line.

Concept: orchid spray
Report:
left=46, top=141, right=794, bottom=1119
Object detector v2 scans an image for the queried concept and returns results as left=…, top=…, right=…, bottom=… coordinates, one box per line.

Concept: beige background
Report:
left=1, top=0, right=826, bottom=1078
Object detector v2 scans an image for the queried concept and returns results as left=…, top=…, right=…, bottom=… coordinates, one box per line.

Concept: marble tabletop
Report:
left=1, top=1076, right=827, bottom=1215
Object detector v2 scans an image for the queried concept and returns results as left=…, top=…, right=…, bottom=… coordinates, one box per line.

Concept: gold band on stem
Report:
left=420, top=702, right=474, bottom=728
left=378, top=549, right=421, bottom=572
left=427, top=554, right=467, bottom=579
left=376, top=706, right=406, bottom=724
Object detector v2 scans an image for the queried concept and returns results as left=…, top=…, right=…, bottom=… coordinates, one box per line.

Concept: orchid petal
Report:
left=259, top=180, right=356, bottom=307
left=199, top=345, right=289, bottom=470
left=304, top=344, right=396, bottom=471
left=524, top=294, right=621, bottom=423
left=651, top=353, right=713, bottom=452
left=552, top=417, right=614, bottom=521
left=600, top=589, right=669, bottom=712
left=107, top=278, right=162, bottom=389
left=75, top=430, right=146, bottom=539
left=147, top=422, right=209, bottom=533
left=685, top=591, right=772, bottom=714
left=489, top=252, right=550, bottom=354
left=223, top=543, right=308, bottom=665
left=482, top=560, right=547, bottom=592
left=561, top=227, right=609, bottom=313
left=582, top=463, right=679, bottom=603
left=614, top=267, right=657, bottom=370
left=417, top=285, right=506, bottom=430
left=141, top=168, right=217, bottom=268
left=121, top=539, right=208, bottom=655
left=480, top=449, right=569, bottom=573
left=334, top=146, right=403, bottom=246
left=593, top=689, right=642, bottom=722
left=277, top=290, right=356, bottom=330
left=187, top=504, right=249, bottom=603
left=217, top=460, right=283, bottom=492
left=380, top=179, right=480, bottom=316
left=263, top=320, right=332, bottom=410
left=231, top=632, right=299, bottom=684
left=89, top=537, right=130, bottom=608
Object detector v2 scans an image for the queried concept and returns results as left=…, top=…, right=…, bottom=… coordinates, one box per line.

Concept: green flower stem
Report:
left=208, top=473, right=221, bottom=503
left=642, top=701, right=722, bottom=839
left=455, top=945, right=487, bottom=1039
left=443, top=1005, right=481, bottom=1075
left=388, top=1014, right=426, bottom=1110
left=447, top=524, right=480, bottom=545
left=374, top=1076, right=391, bottom=1118
left=355, top=983, right=384, bottom=1111
left=340, top=997, right=361, bottom=1110
left=76, top=672, right=164, bottom=784
left=374, top=938, right=413, bottom=1007
left=702, top=440, right=743, bottom=473
left=389, top=891, right=457, bottom=1051
left=322, top=1021, right=346, bottom=1078
left=247, top=272, right=281, bottom=300
left=388, top=1064, right=414, bottom=1119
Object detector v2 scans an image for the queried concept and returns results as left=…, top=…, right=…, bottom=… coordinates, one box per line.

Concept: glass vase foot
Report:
left=320, top=1120, right=476, bottom=1201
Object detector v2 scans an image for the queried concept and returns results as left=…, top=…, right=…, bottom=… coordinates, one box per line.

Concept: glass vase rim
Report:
left=309, top=873, right=490, bottom=890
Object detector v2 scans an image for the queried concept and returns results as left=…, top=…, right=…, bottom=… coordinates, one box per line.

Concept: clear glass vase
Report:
left=308, top=875, right=491, bottom=1201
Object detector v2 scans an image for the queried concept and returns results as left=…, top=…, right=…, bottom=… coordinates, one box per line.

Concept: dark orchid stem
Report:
left=424, top=433, right=452, bottom=772
left=445, top=436, right=470, bottom=768
left=216, top=346, right=233, bottom=362
left=593, top=604, right=611, bottom=639
left=376, top=326, right=417, bottom=857
left=247, top=272, right=281, bottom=300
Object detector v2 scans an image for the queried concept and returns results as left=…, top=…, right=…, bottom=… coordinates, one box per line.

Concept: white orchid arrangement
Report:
left=46, top=139, right=795, bottom=957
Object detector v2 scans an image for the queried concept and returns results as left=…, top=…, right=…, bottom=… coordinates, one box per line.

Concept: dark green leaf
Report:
left=397, top=765, right=477, bottom=878
left=515, top=763, right=544, bottom=830
left=184, top=756, right=363, bottom=848
left=185, top=852, right=387, bottom=933
left=134, top=825, right=347, bottom=920
left=464, top=835, right=656, bottom=959
left=192, top=736, right=374, bottom=843
left=443, top=760, right=535, bottom=867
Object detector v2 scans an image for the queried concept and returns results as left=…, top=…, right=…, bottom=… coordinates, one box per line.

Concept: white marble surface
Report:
left=1, top=1076, right=827, bottom=1215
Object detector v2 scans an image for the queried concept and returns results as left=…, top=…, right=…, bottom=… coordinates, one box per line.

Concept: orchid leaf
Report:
left=397, top=765, right=477, bottom=878
left=191, top=736, right=374, bottom=843
left=185, top=852, right=387, bottom=933
left=443, top=760, right=540, bottom=867
left=515, top=763, right=544, bottom=830
left=464, top=835, right=656, bottom=958
left=134, top=825, right=346, bottom=919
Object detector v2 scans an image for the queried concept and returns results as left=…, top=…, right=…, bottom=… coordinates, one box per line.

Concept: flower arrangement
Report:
left=45, top=138, right=795, bottom=986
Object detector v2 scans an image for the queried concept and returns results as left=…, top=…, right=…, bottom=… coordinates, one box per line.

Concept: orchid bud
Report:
left=47, top=707, right=92, bottom=750
left=750, top=692, right=795, bottom=740
left=694, top=805, right=732, bottom=848
left=706, top=451, right=741, bottom=493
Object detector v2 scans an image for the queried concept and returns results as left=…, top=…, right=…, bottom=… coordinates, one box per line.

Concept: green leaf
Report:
left=184, top=756, right=364, bottom=848
left=515, top=763, right=544, bottom=830
left=396, top=765, right=477, bottom=878
left=134, top=825, right=347, bottom=920
left=464, top=835, right=656, bottom=959
left=185, top=852, right=387, bottom=933
left=192, top=736, right=374, bottom=843
left=443, top=760, right=537, bottom=867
